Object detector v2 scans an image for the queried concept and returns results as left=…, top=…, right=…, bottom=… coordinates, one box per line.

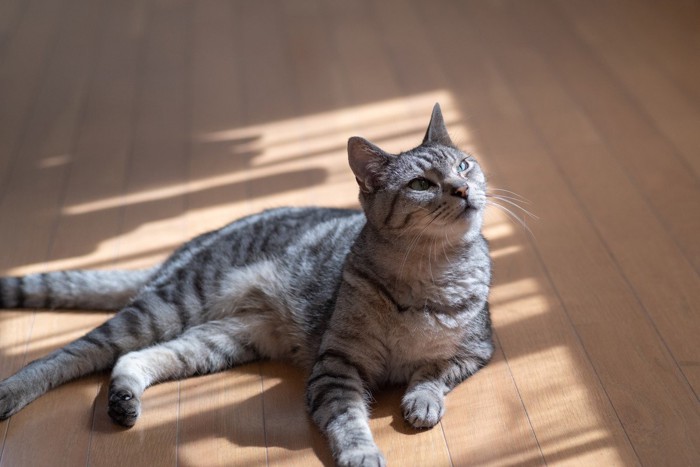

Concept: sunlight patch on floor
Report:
left=63, top=91, right=466, bottom=217
left=198, top=91, right=466, bottom=146
left=490, top=278, right=543, bottom=309
left=6, top=218, right=185, bottom=274
left=482, top=215, right=518, bottom=240
left=484, top=208, right=626, bottom=465
left=11, top=92, right=463, bottom=274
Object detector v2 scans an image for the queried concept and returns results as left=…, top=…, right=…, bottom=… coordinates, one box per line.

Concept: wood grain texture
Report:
left=0, top=1, right=698, bottom=466
left=0, top=1, right=107, bottom=465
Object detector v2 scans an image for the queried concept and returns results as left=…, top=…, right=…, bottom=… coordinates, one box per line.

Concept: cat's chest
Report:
left=377, top=276, right=484, bottom=383
left=379, top=306, right=466, bottom=383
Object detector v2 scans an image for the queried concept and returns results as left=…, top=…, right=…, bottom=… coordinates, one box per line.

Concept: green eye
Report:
left=458, top=159, right=471, bottom=172
left=408, top=178, right=433, bottom=191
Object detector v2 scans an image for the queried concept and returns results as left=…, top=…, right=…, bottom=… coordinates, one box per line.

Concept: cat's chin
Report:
left=451, top=207, right=484, bottom=240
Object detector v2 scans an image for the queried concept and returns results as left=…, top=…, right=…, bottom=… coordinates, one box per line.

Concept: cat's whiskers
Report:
left=441, top=229, right=453, bottom=265
left=428, top=236, right=437, bottom=287
left=486, top=194, right=538, bottom=219
left=398, top=224, right=432, bottom=282
left=397, top=207, right=444, bottom=283
left=489, top=188, right=531, bottom=203
left=488, top=194, right=531, bottom=205
left=486, top=200, right=536, bottom=239
left=397, top=226, right=424, bottom=281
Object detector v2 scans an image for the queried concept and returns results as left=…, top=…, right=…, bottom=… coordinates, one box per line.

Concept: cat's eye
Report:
left=458, top=159, right=471, bottom=173
left=408, top=178, right=433, bottom=191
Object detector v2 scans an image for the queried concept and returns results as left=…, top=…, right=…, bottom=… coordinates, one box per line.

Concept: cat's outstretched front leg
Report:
left=306, top=348, right=385, bottom=467
left=402, top=347, right=493, bottom=429
left=401, top=339, right=493, bottom=428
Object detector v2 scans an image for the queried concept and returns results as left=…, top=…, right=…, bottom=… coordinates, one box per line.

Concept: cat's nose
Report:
left=452, top=185, right=469, bottom=199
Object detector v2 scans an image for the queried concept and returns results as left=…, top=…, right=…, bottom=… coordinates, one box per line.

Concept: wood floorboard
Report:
left=467, top=0, right=700, bottom=397
left=0, top=0, right=25, bottom=64
left=0, top=0, right=106, bottom=465
left=0, top=1, right=698, bottom=466
left=506, top=0, right=700, bottom=394
left=624, top=0, right=700, bottom=106
left=553, top=0, right=700, bottom=178
left=455, top=2, right=700, bottom=465
left=0, top=0, right=65, bottom=197
left=554, top=0, right=700, bottom=186
left=516, top=0, right=700, bottom=274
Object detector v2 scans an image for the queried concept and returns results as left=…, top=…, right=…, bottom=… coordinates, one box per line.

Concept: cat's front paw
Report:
left=108, top=387, right=141, bottom=427
left=0, top=379, right=31, bottom=420
left=336, top=447, right=386, bottom=467
left=402, top=388, right=445, bottom=429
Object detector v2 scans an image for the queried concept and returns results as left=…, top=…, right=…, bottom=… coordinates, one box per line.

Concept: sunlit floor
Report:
left=1, top=0, right=699, bottom=466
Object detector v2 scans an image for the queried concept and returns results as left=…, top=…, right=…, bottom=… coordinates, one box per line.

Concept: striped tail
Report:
left=0, top=269, right=156, bottom=311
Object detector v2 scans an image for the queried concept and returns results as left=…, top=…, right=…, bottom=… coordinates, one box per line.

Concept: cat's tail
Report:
left=0, top=268, right=156, bottom=311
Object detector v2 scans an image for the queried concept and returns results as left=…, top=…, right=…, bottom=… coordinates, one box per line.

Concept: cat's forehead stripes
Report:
left=403, top=153, right=434, bottom=173
left=405, top=146, right=452, bottom=161
left=396, top=146, right=471, bottom=177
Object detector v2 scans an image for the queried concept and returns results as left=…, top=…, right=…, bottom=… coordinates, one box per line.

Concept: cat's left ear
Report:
left=348, top=137, right=390, bottom=193
left=422, top=103, right=454, bottom=146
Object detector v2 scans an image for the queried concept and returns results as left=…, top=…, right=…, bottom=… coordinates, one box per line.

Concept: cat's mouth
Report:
left=457, top=202, right=478, bottom=220
left=465, top=194, right=487, bottom=211
left=463, top=196, right=481, bottom=211
left=459, top=198, right=484, bottom=219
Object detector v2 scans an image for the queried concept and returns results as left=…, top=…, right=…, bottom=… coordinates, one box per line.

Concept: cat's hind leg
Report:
left=107, top=317, right=257, bottom=427
left=0, top=291, right=189, bottom=420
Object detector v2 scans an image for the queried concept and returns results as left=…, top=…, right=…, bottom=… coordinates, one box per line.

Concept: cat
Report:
left=0, top=104, right=493, bottom=467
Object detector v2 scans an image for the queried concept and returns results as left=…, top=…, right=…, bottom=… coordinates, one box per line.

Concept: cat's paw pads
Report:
left=336, top=447, right=386, bottom=467
left=108, top=388, right=141, bottom=427
left=402, top=389, right=445, bottom=429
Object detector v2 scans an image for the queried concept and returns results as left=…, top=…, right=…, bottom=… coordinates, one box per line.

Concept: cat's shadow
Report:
left=88, top=362, right=414, bottom=466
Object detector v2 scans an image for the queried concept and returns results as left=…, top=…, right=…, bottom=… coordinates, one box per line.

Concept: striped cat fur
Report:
left=0, top=104, right=493, bottom=467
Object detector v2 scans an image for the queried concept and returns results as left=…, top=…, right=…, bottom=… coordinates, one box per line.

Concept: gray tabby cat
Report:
left=0, top=104, right=493, bottom=467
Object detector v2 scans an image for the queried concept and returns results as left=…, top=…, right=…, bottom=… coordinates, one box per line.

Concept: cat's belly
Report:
left=213, top=260, right=317, bottom=366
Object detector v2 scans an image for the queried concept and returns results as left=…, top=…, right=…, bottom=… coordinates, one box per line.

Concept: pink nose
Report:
left=452, top=185, right=469, bottom=199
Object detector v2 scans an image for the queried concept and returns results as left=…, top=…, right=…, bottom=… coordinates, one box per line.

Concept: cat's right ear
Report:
left=423, top=103, right=454, bottom=146
left=348, top=137, right=390, bottom=193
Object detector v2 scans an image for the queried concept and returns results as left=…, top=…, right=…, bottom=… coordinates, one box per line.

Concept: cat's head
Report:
left=348, top=103, right=486, bottom=242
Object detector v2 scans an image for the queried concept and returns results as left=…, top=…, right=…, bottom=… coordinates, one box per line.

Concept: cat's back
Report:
left=157, top=207, right=363, bottom=273
left=216, top=206, right=363, bottom=260
left=228, top=206, right=362, bottom=252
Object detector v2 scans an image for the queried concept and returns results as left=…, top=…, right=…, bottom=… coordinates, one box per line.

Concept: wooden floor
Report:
left=0, top=0, right=698, bottom=465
